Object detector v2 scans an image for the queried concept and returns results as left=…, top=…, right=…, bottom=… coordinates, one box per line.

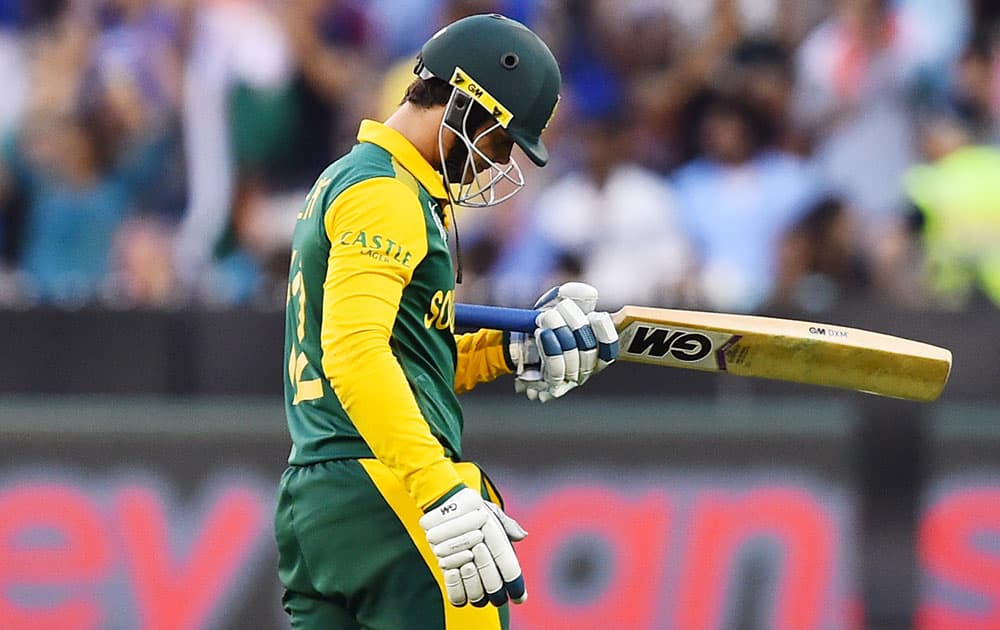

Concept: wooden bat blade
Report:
left=612, top=306, right=952, bottom=402
left=454, top=303, right=952, bottom=402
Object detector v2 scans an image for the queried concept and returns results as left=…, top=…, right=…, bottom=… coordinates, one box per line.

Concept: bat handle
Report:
left=455, top=304, right=541, bottom=333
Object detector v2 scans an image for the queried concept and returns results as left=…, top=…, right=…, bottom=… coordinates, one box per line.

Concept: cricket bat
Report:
left=454, top=303, right=952, bottom=402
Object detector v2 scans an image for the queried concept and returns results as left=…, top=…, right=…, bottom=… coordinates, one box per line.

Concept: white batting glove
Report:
left=511, top=282, right=619, bottom=402
left=419, top=488, right=528, bottom=608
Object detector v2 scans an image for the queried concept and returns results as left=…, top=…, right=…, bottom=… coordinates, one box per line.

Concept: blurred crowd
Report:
left=0, top=0, right=998, bottom=313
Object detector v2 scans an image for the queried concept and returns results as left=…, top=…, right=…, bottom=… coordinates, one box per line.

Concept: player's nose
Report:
left=492, top=132, right=515, bottom=165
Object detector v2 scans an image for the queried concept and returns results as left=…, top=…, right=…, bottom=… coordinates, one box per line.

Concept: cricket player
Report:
left=274, top=14, right=619, bottom=629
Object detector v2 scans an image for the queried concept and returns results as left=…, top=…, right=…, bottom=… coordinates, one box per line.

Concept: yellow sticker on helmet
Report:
left=449, top=67, right=513, bottom=128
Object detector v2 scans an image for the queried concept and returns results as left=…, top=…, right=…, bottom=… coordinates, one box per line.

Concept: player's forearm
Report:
left=325, top=331, right=464, bottom=509
left=453, top=328, right=514, bottom=394
left=329, top=342, right=462, bottom=509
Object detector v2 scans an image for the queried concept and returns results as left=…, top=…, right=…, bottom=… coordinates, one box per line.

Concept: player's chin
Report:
left=444, top=160, right=472, bottom=184
left=457, top=170, right=488, bottom=186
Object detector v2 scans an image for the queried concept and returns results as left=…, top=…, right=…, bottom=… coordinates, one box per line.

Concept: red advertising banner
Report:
left=501, top=473, right=857, bottom=630
left=0, top=470, right=275, bottom=630
left=1, top=468, right=998, bottom=629
left=917, top=481, right=1000, bottom=630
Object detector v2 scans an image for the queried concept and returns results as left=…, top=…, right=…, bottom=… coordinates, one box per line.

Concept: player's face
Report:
left=443, top=121, right=515, bottom=184
left=438, top=99, right=526, bottom=207
left=473, top=125, right=515, bottom=169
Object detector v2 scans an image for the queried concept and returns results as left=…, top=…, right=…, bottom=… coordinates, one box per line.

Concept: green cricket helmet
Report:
left=417, top=13, right=561, bottom=206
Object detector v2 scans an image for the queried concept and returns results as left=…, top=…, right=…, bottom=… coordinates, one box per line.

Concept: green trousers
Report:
left=274, top=458, right=509, bottom=629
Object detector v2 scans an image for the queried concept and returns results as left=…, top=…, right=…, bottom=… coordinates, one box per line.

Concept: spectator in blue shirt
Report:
left=673, top=91, right=820, bottom=312
left=1, top=109, right=163, bottom=303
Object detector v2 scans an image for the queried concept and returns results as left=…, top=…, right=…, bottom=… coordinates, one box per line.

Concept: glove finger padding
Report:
left=431, top=529, right=484, bottom=558
left=523, top=382, right=544, bottom=401
left=482, top=514, right=526, bottom=603
left=473, top=543, right=508, bottom=606
left=519, top=362, right=578, bottom=402
left=444, top=567, right=467, bottom=606
left=514, top=369, right=541, bottom=391
left=555, top=298, right=598, bottom=384
left=534, top=327, right=566, bottom=386
left=486, top=502, right=528, bottom=542
left=508, top=331, right=539, bottom=376
left=439, top=549, right=475, bottom=570
left=533, top=281, right=599, bottom=315
left=535, top=309, right=578, bottom=386
left=515, top=375, right=551, bottom=403
left=460, top=561, right=487, bottom=607
left=541, top=380, right=578, bottom=402
left=424, top=510, right=488, bottom=546
left=588, top=311, right=620, bottom=371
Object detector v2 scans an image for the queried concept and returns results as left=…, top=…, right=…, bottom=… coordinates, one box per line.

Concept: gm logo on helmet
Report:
left=449, top=67, right=513, bottom=127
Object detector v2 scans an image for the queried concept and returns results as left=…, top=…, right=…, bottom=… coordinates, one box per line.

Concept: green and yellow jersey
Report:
left=283, top=120, right=512, bottom=510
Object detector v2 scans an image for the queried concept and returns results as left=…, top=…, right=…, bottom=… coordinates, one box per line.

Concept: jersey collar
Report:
left=357, top=120, right=448, bottom=200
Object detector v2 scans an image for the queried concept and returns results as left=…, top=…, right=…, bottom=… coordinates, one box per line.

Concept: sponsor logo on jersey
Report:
left=424, top=289, right=455, bottom=331
left=338, top=230, right=414, bottom=267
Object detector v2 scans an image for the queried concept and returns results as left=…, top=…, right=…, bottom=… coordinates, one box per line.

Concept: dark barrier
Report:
left=1, top=397, right=998, bottom=629
left=0, top=304, right=990, bottom=400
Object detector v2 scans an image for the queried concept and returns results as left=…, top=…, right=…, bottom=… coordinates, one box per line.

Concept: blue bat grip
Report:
left=454, top=304, right=541, bottom=333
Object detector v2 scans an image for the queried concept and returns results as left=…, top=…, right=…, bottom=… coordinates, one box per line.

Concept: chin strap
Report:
left=445, top=200, right=464, bottom=285
left=436, top=196, right=464, bottom=285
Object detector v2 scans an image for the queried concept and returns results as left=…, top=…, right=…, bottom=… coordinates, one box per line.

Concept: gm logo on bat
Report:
left=809, top=326, right=848, bottom=337
left=625, top=325, right=714, bottom=362
left=618, top=323, right=742, bottom=371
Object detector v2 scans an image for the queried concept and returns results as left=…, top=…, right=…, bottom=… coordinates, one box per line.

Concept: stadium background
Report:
left=0, top=1, right=998, bottom=629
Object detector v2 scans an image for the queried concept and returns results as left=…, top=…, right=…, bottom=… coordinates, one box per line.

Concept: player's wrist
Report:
left=424, top=483, right=468, bottom=513
left=501, top=330, right=516, bottom=372
left=411, top=459, right=467, bottom=511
